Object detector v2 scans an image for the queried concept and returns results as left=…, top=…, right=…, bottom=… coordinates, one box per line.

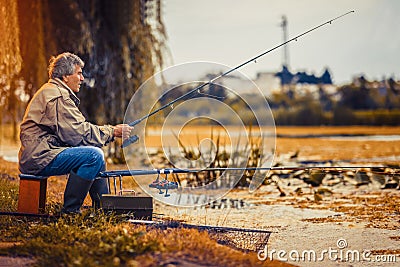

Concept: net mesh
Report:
left=196, top=225, right=271, bottom=252
left=131, top=220, right=270, bottom=252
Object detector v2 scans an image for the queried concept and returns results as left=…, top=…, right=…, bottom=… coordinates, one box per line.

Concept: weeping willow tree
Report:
left=0, top=0, right=168, bottom=160
left=0, top=0, right=22, bottom=143
left=0, top=0, right=22, bottom=87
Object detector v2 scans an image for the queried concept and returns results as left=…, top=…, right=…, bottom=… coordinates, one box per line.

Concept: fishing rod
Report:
left=122, top=10, right=355, bottom=148
left=100, top=165, right=399, bottom=178
left=101, top=165, right=398, bottom=196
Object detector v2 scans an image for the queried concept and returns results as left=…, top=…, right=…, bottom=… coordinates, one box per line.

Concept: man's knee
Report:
left=74, top=147, right=106, bottom=180
left=87, top=146, right=105, bottom=159
left=86, top=147, right=106, bottom=167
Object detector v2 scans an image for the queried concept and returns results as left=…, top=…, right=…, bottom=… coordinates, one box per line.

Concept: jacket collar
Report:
left=49, top=78, right=81, bottom=106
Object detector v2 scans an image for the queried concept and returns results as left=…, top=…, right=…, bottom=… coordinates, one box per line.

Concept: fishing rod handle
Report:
left=128, top=119, right=142, bottom=127
left=121, top=134, right=139, bottom=148
left=121, top=118, right=142, bottom=148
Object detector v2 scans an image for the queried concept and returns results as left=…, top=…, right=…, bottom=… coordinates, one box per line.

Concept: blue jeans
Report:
left=38, top=146, right=106, bottom=180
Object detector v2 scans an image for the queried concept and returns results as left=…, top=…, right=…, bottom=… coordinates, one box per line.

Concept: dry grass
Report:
left=0, top=160, right=292, bottom=266
left=0, top=207, right=291, bottom=266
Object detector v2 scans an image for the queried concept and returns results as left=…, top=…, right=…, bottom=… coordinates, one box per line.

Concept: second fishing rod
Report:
left=122, top=10, right=355, bottom=148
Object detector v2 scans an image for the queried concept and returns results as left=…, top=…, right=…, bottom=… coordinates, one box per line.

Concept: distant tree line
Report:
left=151, top=74, right=400, bottom=126
left=269, top=76, right=400, bottom=126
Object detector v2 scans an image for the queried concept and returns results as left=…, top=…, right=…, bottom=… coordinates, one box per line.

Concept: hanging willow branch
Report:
left=0, top=0, right=168, bottom=158
left=0, top=0, right=22, bottom=100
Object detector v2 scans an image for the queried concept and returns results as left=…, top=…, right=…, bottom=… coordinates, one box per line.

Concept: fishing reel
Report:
left=149, top=172, right=178, bottom=197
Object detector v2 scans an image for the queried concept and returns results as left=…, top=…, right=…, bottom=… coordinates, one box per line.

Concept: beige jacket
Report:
left=18, top=78, right=114, bottom=174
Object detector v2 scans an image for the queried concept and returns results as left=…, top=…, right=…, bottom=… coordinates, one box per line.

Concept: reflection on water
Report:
left=277, top=134, right=400, bottom=141
left=320, top=135, right=400, bottom=141
left=159, top=193, right=251, bottom=209
left=148, top=188, right=239, bottom=207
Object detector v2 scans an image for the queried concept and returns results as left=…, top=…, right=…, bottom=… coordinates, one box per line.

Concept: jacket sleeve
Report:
left=48, top=96, right=114, bottom=147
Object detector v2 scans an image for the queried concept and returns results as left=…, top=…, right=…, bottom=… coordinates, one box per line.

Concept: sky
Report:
left=162, top=0, right=400, bottom=85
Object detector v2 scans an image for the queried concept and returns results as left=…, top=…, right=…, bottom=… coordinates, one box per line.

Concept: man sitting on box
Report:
left=18, top=52, right=132, bottom=214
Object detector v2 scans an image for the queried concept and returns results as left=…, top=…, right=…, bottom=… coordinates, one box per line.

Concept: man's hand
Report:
left=113, top=124, right=133, bottom=141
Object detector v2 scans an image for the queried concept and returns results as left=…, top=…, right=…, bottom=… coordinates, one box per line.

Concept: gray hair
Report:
left=48, top=52, right=84, bottom=79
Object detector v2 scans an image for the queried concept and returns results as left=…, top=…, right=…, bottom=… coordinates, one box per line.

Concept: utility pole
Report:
left=280, top=15, right=289, bottom=68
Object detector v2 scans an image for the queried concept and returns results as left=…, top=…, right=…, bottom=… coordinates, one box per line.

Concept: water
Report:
left=320, top=134, right=400, bottom=141
left=0, top=145, right=19, bottom=162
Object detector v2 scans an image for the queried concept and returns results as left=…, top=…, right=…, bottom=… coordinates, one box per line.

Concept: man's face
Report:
left=63, top=65, right=84, bottom=93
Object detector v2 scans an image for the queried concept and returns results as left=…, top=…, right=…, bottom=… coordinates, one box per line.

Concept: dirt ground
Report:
left=147, top=126, right=400, bottom=266
left=1, top=126, right=400, bottom=266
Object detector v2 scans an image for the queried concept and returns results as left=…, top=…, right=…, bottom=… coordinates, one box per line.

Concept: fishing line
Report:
left=122, top=10, right=355, bottom=148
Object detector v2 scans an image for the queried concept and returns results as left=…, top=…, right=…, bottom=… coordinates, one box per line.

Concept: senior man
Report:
left=19, top=52, right=132, bottom=213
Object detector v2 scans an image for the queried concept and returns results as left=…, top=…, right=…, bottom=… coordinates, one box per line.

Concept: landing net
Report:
left=130, top=220, right=271, bottom=252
